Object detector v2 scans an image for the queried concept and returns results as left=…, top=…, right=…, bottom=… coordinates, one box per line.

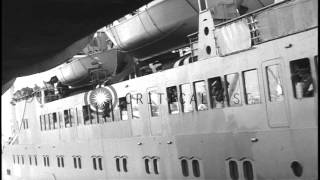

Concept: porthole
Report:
left=145, top=159, right=150, bottom=174
left=243, top=161, right=254, bottom=180
left=116, top=158, right=120, bottom=172
left=291, top=161, right=303, bottom=177
left=153, top=159, right=159, bottom=174
left=192, top=160, right=201, bottom=177
left=229, top=160, right=239, bottom=180
left=181, top=159, right=189, bottom=177
left=123, top=158, right=128, bottom=172
left=206, top=46, right=211, bottom=55
left=204, top=27, right=209, bottom=35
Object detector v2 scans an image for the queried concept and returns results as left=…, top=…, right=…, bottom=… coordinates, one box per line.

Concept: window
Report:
left=58, top=112, right=64, bottom=128
left=130, top=94, right=141, bottom=119
left=290, top=58, right=314, bottom=98
left=70, top=109, right=76, bottom=126
left=22, top=119, right=28, bottom=129
left=243, top=161, right=254, bottom=180
left=199, top=0, right=207, bottom=11
left=116, top=157, right=120, bottom=172
left=78, top=157, right=82, bottom=169
left=114, top=156, right=127, bottom=172
left=29, top=155, right=32, bottom=165
left=76, top=107, right=83, bottom=125
left=49, top=113, right=54, bottom=129
left=180, top=83, right=194, bottom=112
left=92, top=157, right=97, bottom=170
left=225, top=73, right=242, bottom=106
left=64, top=109, right=71, bottom=127
left=43, top=155, right=49, bottom=167
left=119, top=97, right=128, bottom=120
left=181, top=159, right=189, bottom=177
left=21, top=155, right=24, bottom=165
left=73, top=156, right=81, bottom=169
left=57, top=156, right=60, bottom=167
left=145, top=159, right=150, bottom=174
left=98, top=157, right=103, bottom=170
left=102, top=102, right=114, bottom=122
left=143, top=156, right=160, bottom=175
left=229, top=160, right=239, bottom=180
left=266, top=64, right=284, bottom=102
left=52, top=112, right=58, bottom=129
left=34, top=155, right=37, bottom=166
left=83, top=105, right=91, bottom=125
left=17, top=155, right=20, bottom=164
left=167, top=86, right=180, bottom=114
left=192, top=160, right=201, bottom=177
left=91, top=156, right=101, bottom=170
left=57, top=156, right=64, bottom=168
left=148, top=90, right=160, bottom=117
left=40, top=115, right=44, bottom=131
left=44, top=114, right=50, bottom=130
left=153, top=158, right=159, bottom=175
left=208, top=77, right=225, bottom=108
left=194, top=81, right=208, bottom=111
left=123, top=157, right=128, bottom=172
left=243, top=69, right=261, bottom=105
left=46, top=156, right=50, bottom=166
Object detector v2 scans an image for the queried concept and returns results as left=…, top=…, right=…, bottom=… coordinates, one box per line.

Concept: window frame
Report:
left=193, top=80, right=209, bottom=111
left=265, top=64, right=285, bottom=102
left=242, top=69, right=261, bottom=105
left=224, top=72, right=243, bottom=107
left=289, top=58, right=314, bottom=99
left=179, top=83, right=195, bottom=113
left=166, top=86, right=180, bottom=114
left=208, top=76, right=226, bottom=108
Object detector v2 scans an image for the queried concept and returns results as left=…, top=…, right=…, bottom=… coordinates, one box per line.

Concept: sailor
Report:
left=102, top=101, right=112, bottom=119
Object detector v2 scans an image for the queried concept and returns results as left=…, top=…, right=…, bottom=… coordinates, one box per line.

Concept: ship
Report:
left=2, top=0, right=318, bottom=179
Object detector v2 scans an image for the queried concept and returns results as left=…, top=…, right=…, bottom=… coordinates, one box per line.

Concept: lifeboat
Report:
left=105, top=0, right=274, bottom=59
left=55, top=49, right=134, bottom=88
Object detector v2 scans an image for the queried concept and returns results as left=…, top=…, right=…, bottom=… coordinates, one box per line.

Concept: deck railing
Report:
left=188, top=0, right=317, bottom=57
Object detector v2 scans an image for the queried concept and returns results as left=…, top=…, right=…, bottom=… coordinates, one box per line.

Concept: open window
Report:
left=148, top=89, right=161, bottom=117
left=290, top=58, right=314, bottom=99
left=130, top=94, right=141, bottom=119
left=180, top=83, right=194, bottom=112
left=64, top=109, right=71, bottom=127
left=242, top=69, right=261, bottom=105
left=52, top=112, right=58, bottom=129
left=208, top=77, right=225, bottom=108
left=266, top=64, right=284, bottom=102
left=167, top=86, right=180, bottom=114
left=194, top=81, right=208, bottom=111
left=225, top=73, right=242, bottom=106
left=119, top=97, right=128, bottom=120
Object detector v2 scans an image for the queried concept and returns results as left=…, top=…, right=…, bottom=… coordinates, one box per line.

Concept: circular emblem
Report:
left=84, top=85, right=118, bottom=113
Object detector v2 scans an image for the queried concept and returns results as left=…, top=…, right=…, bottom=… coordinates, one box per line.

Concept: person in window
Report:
left=292, top=64, right=314, bottom=98
left=211, top=79, right=224, bottom=107
left=168, top=88, right=179, bottom=113
left=102, top=102, right=111, bottom=119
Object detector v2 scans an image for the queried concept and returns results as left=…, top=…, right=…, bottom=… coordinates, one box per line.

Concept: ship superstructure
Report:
left=2, top=0, right=318, bottom=179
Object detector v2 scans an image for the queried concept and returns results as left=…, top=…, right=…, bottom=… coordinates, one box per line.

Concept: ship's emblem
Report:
left=84, top=85, right=118, bottom=113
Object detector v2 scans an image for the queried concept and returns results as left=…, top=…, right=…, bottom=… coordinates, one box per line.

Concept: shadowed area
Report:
left=2, top=0, right=152, bottom=93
